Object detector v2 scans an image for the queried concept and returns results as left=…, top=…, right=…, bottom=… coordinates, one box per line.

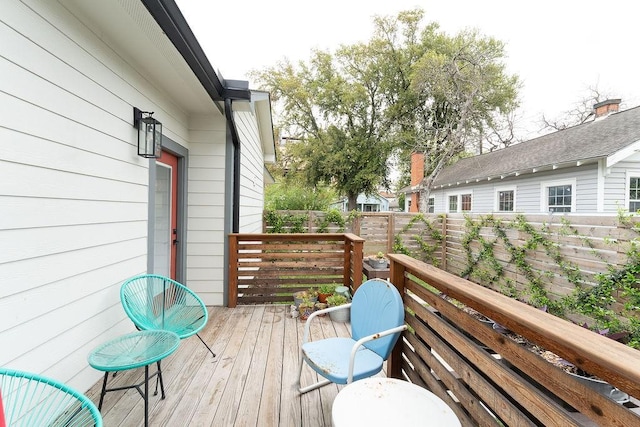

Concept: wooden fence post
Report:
left=347, top=234, right=364, bottom=292
left=387, top=212, right=394, bottom=254
left=228, top=234, right=239, bottom=308
left=387, top=255, right=406, bottom=379
left=440, top=213, right=447, bottom=270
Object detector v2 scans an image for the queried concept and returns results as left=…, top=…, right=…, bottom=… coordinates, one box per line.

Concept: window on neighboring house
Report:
left=547, top=184, right=572, bottom=212
left=498, top=189, right=514, bottom=212
left=630, top=177, right=640, bottom=212
left=461, top=194, right=472, bottom=211
left=447, top=193, right=472, bottom=212
left=448, top=195, right=458, bottom=212
left=427, top=197, right=435, bottom=213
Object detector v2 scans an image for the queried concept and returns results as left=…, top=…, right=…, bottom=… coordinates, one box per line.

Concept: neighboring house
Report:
left=404, top=99, right=640, bottom=215
left=332, top=193, right=390, bottom=212
left=0, top=0, right=274, bottom=393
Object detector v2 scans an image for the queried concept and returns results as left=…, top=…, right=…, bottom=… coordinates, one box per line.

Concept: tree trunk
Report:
left=347, top=193, right=358, bottom=211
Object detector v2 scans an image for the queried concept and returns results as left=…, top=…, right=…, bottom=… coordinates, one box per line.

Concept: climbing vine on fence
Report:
left=263, top=208, right=640, bottom=347
left=264, top=209, right=357, bottom=233
left=392, top=214, right=444, bottom=266
left=315, top=208, right=346, bottom=232
left=457, top=211, right=640, bottom=348
left=264, top=210, right=309, bottom=233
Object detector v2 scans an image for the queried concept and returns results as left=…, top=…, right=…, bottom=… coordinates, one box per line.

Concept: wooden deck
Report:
left=85, top=305, right=373, bottom=426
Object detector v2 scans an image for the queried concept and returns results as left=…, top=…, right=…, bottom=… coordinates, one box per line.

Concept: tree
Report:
left=254, top=8, right=520, bottom=212
left=407, top=28, right=520, bottom=211
left=253, top=46, right=392, bottom=210
left=539, top=84, right=614, bottom=131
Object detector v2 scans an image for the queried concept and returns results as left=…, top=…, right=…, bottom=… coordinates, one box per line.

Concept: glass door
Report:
left=154, top=151, right=179, bottom=279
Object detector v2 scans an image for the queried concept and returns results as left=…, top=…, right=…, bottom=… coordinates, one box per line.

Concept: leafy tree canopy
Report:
left=254, top=8, right=521, bottom=212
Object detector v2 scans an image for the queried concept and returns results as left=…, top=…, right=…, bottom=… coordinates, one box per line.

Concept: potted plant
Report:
left=298, top=297, right=316, bottom=321
left=293, top=288, right=318, bottom=308
left=368, top=252, right=387, bottom=269
left=314, top=302, right=328, bottom=316
left=326, top=294, right=349, bottom=322
left=317, top=284, right=335, bottom=303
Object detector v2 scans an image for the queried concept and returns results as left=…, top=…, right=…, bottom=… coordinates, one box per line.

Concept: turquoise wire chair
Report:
left=0, top=368, right=102, bottom=427
left=120, top=274, right=215, bottom=357
left=297, top=278, right=407, bottom=393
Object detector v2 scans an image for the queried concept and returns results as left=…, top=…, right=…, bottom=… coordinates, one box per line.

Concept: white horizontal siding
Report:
left=234, top=107, right=266, bottom=234
left=431, top=164, right=600, bottom=214
left=605, top=159, right=640, bottom=212
left=186, top=115, right=227, bottom=305
left=0, top=0, right=201, bottom=395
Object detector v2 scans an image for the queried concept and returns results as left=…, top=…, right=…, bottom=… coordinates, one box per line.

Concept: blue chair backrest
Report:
left=350, top=278, right=405, bottom=360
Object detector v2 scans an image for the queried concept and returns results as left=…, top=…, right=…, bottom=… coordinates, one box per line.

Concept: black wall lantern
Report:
left=133, top=107, right=162, bottom=158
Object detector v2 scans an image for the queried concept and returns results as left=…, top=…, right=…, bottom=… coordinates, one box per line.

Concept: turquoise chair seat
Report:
left=297, top=278, right=407, bottom=393
left=0, top=368, right=102, bottom=427
left=120, top=274, right=214, bottom=357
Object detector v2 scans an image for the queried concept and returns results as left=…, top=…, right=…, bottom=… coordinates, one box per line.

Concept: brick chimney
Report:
left=409, top=152, right=425, bottom=212
left=410, top=152, right=425, bottom=186
left=593, top=99, right=621, bottom=118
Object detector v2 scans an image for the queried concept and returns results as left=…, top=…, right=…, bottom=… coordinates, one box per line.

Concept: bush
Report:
left=265, top=183, right=336, bottom=210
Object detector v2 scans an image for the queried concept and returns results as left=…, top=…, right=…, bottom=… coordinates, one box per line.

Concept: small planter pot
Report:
left=329, top=306, right=350, bottom=322
left=315, top=302, right=328, bottom=316
left=299, top=304, right=315, bottom=321
left=368, top=258, right=387, bottom=269
left=293, top=292, right=317, bottom=308
left=317, top=292, right=332, bottom=304
left=567, top=372, right=629, bottom=404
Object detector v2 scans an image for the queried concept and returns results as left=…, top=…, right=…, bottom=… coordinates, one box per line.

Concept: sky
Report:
left=175, top=0, right=640, bottom=141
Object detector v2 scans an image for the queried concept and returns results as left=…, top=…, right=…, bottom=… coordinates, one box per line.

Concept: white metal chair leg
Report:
left=297, top=351, right=332, bottom=394
left=299, top=378, right=331, bottom=394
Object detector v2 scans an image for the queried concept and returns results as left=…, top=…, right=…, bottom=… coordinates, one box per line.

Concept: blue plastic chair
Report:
left=0, top=368, right=102, bottom=427
left=297, top=278, right=407, bottom=393
left=120, top=274, right=215, bottom=357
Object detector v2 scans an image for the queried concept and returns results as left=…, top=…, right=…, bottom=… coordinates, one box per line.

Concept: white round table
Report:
left=332, top=377, right=460, bottom=426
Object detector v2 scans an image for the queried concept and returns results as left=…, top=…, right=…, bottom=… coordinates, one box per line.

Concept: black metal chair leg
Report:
left=144, top=365, right=149, bottom=427
left=157, top=360, right=166, bottom=399
left=98, top=372, right=109, bottom=410
left=196, top=333, right=216, bottom=357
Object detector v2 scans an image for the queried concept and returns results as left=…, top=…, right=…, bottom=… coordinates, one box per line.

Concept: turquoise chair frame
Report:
left=297, top=278, right=407, bottom=393
left=120, top=274, right=214, bottom=357
left=0, top=368, right=102, bottom=427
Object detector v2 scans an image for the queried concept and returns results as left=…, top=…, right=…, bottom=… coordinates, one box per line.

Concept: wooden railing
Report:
left=386, top=253, right=640, bottom=426
left=228, top=233, right=364, bottom=307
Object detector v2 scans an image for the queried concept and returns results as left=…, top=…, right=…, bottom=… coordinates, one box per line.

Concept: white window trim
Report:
left=446, top=190, right=473, bottom=213
left=427, top=197, right=435, bottom=213
left=540, top=178, right=577, bottom=213
left=494, top=186, right=517, bottom=212
left=625, top=170, right=640, bottom=212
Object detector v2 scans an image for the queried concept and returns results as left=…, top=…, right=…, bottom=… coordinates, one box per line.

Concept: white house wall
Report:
left=234, top=106, right=268, bottom=234
left=431, top=164, right=599, bottom=213
left=186, top=114, right=227, bottom=305
left=605, top=155, right=640, bottom=212
left=0, top=0, right=224, bottom=394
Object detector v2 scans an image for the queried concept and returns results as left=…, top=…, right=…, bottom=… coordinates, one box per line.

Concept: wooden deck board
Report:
left=85, top=305, right=363, bottom=427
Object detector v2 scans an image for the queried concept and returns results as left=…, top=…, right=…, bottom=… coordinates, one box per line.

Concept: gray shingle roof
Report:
left=432, top=105, right=640, bottom=187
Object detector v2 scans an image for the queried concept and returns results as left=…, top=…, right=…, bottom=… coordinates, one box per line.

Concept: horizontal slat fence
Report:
left=228, top=233, right=364, bottom=307
left=387, top=254, right=640, bottom=427
left=446, top=215, right=637, bottom=297
left=264, top=210, right=639, bottom=313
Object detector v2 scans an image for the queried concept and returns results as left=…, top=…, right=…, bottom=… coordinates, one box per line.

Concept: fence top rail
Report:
left=388, top=253, right=640, bottom=398
left=230, top=233, right=364, bottom=242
